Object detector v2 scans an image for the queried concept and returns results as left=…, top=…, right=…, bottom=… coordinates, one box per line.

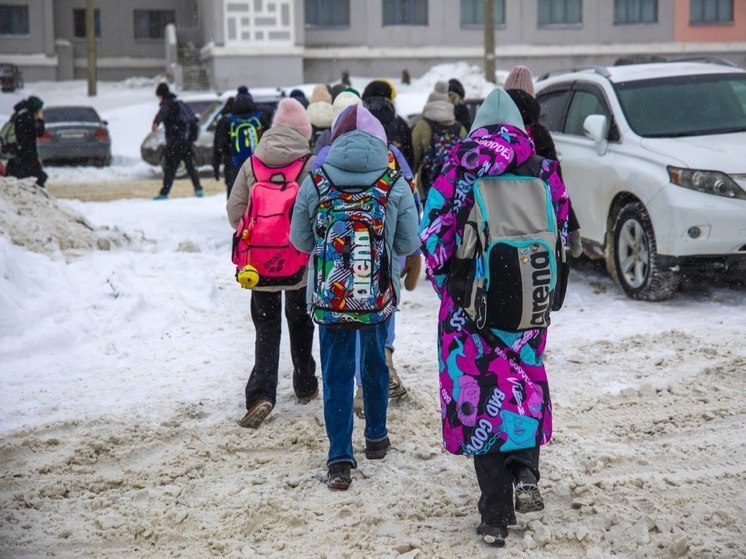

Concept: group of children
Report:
left=225, top=66, right=572, bottom=548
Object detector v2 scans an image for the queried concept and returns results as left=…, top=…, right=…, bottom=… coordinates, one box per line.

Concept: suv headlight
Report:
left=668, top=167, right=746, bottom=200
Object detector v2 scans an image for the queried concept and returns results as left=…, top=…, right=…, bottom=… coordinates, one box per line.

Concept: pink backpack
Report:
left=232, top=155, right=310, bottom=289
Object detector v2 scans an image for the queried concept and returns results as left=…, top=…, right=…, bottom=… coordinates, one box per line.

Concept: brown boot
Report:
left=386, top=347, right=407, bottom=399
left=238, top=400, right=273, bottom=429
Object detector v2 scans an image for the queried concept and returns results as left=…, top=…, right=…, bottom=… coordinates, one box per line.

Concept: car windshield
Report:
left=44, top=107, right=100, bottom=123
left=185, top=100, right=219, bottom=121
left=615, top=73, right=746, bottom=137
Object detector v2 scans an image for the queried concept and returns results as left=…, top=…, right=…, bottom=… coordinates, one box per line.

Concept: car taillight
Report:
left=94, top=128, right=109, bottom=141
left=38, top=131, right=52, bottom=142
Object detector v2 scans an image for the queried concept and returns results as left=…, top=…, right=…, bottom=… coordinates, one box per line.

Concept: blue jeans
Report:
left=355, top=312, right=395, bottom=385
left=319, top=318, right=391, bottom=467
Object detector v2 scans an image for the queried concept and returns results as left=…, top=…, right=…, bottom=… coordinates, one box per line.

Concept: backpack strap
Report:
left=371, top=166, right=399, bottom=204
left=251, top=154, right=310, bottom=185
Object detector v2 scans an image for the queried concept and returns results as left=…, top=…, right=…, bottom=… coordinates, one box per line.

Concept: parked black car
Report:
left=37, top=106, right=112, bottom=167
left=0, top=63, right=24, bottom=92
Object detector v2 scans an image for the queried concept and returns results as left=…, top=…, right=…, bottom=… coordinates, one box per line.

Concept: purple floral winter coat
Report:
left=419, top=111, right=569, bottom=456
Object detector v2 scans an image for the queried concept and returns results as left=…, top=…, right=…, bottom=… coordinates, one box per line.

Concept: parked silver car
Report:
left=37, top=105, right=111, bottom=167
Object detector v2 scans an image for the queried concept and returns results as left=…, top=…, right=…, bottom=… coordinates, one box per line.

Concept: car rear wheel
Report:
left=609, top=202, right=681, bottom=301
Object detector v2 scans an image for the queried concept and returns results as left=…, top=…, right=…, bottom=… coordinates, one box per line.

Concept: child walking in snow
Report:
left=290, top=105, right=420, bottom=490
left=419, top=88, right=570, bottom=546
left=227, top=98, right=319, bottom=429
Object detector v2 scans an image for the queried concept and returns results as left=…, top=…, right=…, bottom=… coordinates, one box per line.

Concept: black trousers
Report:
left=473, top=446, right=540, bottom=527
left=245, top=288, right=317, bottom=408
left=7, top=155, right=47, bottom=187
left=225, top=163, right=239, bottom=199
left=160, top=142, right=202, bottom=196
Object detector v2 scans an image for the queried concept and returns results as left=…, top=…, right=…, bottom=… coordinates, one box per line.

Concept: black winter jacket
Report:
left=153, top=93, right=184, bottom=146
left=366, top=96, right=414, bottom=169
left=12, top=100, right=45, bottom=160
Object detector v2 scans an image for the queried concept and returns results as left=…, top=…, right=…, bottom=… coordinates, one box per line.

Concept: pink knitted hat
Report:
left=503, top=65, right=535, bottom=97
left=272, top=98, right=312, bottom=139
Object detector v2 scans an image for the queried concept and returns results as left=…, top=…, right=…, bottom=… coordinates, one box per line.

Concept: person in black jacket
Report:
left=362, top=80, right=414, bottom=169
left=213, top=92, right=265, bottom=197
left=6, top=95, right=47, bottom=187
left=212, top=96, right=235, bottom=192
left=506, top=87, right=583, bottom=257
left=151, top=82, right=204, bottom=200
left=448, top=78, right=473, bottom=132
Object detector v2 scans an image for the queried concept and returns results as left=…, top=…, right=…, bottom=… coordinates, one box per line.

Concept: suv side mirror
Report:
left=583, top=114, right=609, bottom=155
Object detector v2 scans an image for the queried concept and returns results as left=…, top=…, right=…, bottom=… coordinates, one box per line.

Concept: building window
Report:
left=461, top=0, right=506, bottom=27
left=690, top=0, right=733, bottom=24
left=538, top=0, right=582, bottom=26
left=0, top=4, right=30, bottom=35
left=133, top=9, right=175, bottom=40
left=383, top=0, right=428, bottom=26
left=73, top=9, right=101, bottom=39
left=614, top=0, right=657, bottom=24
left=305, top=0, right=349, bottom=26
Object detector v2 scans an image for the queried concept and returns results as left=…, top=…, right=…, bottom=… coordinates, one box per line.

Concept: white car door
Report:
left=551, top=86, right=618, bottom=245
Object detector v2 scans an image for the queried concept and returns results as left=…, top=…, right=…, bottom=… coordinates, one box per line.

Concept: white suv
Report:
left=535, top=60, right=746, bottom=300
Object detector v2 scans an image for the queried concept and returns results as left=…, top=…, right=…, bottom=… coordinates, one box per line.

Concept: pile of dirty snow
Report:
left=0, top=177, right=127, bottom=256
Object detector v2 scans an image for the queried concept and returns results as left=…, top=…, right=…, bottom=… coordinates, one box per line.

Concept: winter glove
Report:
left=402, top=254, right=422, bottom=291
left=569, top=229, right=583, bottom=258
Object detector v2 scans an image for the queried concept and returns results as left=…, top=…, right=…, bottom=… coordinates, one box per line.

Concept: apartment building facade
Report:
left=1, top=0, right=744, bottom=88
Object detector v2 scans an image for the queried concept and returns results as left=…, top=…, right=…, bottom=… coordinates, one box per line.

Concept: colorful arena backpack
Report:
left=309, top=166, right=399, bottom=328
left=449, top=155, right=568, bottom=331
left=418, top=119, right=462, bottom=195
left=228, top=113, right=262, bottom=168
left=231, top=155, right=310, bottom=289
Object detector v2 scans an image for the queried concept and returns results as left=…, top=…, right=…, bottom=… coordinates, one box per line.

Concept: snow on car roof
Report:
left=605, top=61, right=745, bottom=83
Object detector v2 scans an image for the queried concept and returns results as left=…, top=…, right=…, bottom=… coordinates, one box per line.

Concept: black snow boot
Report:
left=477, top=523, right=508, bottom=546
left=365, top=436, right=391, bottom=460
left=514, top=467, right=544, bottom=513
left=327, top=462, right=352, bottom=491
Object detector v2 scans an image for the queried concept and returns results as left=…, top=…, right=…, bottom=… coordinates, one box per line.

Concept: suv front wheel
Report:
left=608, top=202, right=681, bottom=301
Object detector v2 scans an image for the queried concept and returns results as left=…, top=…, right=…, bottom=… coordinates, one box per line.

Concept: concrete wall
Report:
left=303, top=1, right=676, bottom=48
left=51, top=0, right=198, bottom=79
left=197, top=0, right=224, bottom=46
left=0, top=0, right=56, bottom=80
left=204, top=51, right=303, bottom=90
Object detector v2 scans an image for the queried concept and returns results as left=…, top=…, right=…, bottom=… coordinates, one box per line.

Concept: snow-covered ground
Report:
left=1, top=69, right=745, bottom=558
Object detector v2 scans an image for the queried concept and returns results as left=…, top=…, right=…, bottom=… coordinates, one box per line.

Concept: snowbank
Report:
left=0, top=177, right=126, bottom=256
